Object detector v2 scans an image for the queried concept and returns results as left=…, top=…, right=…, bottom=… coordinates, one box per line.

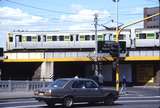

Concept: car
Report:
left=34, top=77, right=119, bottom=107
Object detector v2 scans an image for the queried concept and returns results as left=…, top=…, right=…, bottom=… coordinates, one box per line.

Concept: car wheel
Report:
left=104, top=95, right=114, bottom=105
left=63, top=97, right=73, bottom=107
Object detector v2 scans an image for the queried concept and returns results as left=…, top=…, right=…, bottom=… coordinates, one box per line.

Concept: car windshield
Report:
left=48, top=79, right=69, bottom=88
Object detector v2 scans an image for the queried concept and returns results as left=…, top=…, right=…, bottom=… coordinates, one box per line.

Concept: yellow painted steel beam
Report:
left=3, top=56, right=160, bottom=62
left=3, top=57, right=92, bottom=62
left=125, top=56, right=160, bottom=61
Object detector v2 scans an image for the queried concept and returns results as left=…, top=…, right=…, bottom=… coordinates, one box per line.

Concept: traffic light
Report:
left=109, top=42, right=120, bottom=57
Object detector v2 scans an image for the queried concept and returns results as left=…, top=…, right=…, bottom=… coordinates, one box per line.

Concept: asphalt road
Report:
left=0, top=96, right=160, bottom=108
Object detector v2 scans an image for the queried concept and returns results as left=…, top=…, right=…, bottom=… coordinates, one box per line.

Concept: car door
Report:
left=84, top=80, right=104, bottom=102
left=71, top=80, right=88, bottom=102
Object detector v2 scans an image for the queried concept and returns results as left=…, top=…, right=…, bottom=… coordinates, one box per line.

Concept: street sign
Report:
left=97, top=41, right=114, bottom=53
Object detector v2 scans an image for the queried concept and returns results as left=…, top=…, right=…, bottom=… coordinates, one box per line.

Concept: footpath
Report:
left=0, top=86, right=159, bottom=100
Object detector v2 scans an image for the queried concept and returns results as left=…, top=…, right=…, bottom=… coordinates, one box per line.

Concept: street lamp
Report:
left=113, top=0, right=120, bottom=31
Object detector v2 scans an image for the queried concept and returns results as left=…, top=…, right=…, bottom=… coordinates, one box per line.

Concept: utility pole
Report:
left=94, top=13, right=99, bottom=76
left=112, top=0, right=120, bottom=91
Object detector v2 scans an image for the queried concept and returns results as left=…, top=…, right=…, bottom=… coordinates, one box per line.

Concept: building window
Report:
left=146, top=14, right=152, bottom=21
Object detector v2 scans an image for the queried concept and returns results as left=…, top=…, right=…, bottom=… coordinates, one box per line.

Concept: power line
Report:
left=5, top=0, right=75, bottom=15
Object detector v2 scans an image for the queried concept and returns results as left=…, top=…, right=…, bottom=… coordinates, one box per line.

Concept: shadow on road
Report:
left=41, top=103, right=122, bottom=108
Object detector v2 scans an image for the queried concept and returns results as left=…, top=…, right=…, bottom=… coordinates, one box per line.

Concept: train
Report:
left=6, top=28, right=160, bottom=51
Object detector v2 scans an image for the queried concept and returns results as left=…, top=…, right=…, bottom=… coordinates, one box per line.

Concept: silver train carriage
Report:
left=134, top=28, right=160, bottom=48
left=6, top=30, right=131, bottom=51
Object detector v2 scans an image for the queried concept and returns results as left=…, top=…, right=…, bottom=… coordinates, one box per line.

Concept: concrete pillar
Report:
left=41, top=62, right=54, bottom=81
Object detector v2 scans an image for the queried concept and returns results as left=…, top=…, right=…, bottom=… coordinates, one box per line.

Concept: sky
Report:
left=0, top=0, right=159, bottom=48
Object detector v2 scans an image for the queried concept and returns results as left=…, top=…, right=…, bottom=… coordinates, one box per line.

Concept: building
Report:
left=144, top=7, right=160, bottom=28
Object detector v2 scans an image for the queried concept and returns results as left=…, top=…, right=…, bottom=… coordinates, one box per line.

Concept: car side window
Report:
left=85, top=80, right=98, bottom=88
left=72, top=80, right=85, bottom=88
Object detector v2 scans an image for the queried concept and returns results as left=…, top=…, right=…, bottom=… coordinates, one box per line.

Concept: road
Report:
left=0, top=96, right=160, bottom=108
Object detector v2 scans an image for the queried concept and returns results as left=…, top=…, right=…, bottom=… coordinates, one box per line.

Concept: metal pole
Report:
left=94, top=13, right=98, bottom=76
left=159, top=0, right=160, bottom=60
left=113, top=0, right=120, bottom=91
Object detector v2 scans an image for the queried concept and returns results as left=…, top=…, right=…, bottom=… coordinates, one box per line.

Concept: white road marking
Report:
left=115, top=99, right=160, bottom=103
left=119, top=96, right=160, bottom=99
left=0, top=100, right=37, bottom=105
left=3, top=104, right=47, bottom=108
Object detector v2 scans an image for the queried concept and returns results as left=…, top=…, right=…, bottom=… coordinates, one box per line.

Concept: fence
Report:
left=0, top=80, right=52, bottom=92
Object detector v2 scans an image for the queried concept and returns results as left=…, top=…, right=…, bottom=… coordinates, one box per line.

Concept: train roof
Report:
left=8, top=29, right=131, bottom=34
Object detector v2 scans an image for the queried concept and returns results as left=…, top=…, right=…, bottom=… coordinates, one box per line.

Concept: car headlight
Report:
left=44, top=89, right=52, bottom=96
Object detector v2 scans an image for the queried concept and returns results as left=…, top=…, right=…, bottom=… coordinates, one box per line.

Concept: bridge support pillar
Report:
left=41, top=62, right=54, bottom=81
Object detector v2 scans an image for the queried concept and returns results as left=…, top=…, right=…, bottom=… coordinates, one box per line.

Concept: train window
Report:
left=119, top=34, right=126, bottom=40
left=98, top=35, right=103, bottom=41
left=80, top=35, right=85, bottom=41
left=76, top=34, right=79, bottom=41
left=64, top=36, right=70, bottom=41
left=92, top=35, right=95, bottom=40
left=85, top=35, right=90, bottom=40
left=136, top=34, right=139, bottom=39
left=146, top=33, right=155, bottom=39
left=9, top=37, right=13, bottom=42
left=47, top=36, right=52, bottom=41
left=26, top=36, right=31, bottom=41
left=22, top=36, right=27, bottom=42
left=139, top=33, right=146, bottom=39
left=43, top=35, right=46, bottom=42
left=52, top=36, right=57, bottom=41
left=156, top=32, right=160, bottom=39
left=32, top=36, right=38, bottom=42
left=59, top=35, right=64, bottom=41
left=38, top=35, right=41, bottom=42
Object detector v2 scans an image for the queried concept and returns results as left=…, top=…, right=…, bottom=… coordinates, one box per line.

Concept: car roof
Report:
left=56, top=78, right=93, bottom=81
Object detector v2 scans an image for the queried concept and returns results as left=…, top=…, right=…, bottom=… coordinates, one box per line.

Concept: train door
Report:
left=104, top=33, right=113, bottom=41
left=15, top=35, right=22, bottom=48
left=71, top=34, right=78, bottom=48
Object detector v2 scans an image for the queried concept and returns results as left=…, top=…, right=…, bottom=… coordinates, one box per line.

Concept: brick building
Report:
left=144, top=7, right=160, bottom=28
